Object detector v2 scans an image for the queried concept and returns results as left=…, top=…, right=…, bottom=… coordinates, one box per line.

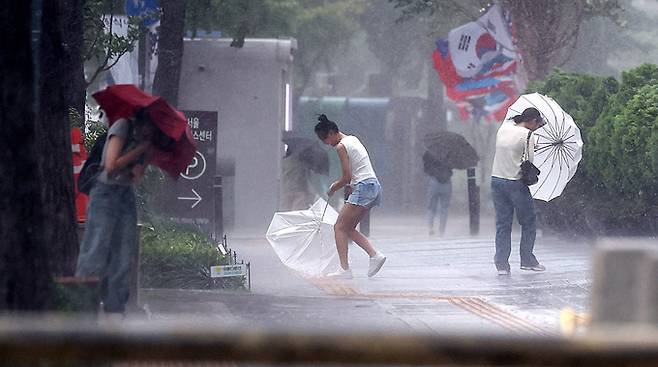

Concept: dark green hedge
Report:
left=528, top=64, right=658, bottom=235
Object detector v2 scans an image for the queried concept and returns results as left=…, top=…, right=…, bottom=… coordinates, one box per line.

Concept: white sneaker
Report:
left=497, top=269, right=511, bottom=276
left=368, top=253, right=386, bottom=277
left=326, top=268, right=353, bottom=279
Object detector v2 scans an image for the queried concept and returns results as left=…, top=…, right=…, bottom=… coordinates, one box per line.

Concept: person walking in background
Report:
left=315, top=114, right=386, bottom=278
left=280, top=142, right=316, bottom=211
left=423, top=152, right=453, bottom=236
left=491, top=107, right=546, bottom=276
left=76, top=111, right=155, bottom=318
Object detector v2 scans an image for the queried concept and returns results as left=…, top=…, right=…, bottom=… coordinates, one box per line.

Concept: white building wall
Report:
left=178, top=38, right=296, bottom=233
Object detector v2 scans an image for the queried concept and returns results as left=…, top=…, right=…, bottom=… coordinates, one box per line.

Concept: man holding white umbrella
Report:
left=491, top=93, right=583, bottom=276
left=491, top=107, right=547, bottom=276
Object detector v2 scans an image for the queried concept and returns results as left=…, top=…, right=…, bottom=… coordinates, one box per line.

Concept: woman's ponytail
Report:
left=314, top=113, right=339, bottom=139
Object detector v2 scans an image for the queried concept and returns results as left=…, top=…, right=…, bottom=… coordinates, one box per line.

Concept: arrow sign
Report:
left=178, top=189, right=202, bottom=208
left=162, top=111, right=217, bottom=238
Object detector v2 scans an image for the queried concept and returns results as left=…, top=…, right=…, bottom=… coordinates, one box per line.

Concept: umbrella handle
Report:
left=321, top=197, right=330, bottom=221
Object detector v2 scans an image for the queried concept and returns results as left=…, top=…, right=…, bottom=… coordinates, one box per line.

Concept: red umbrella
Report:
left=92, top=84, right=197, bottom=178
left=150, top=127, right=197, bottom=179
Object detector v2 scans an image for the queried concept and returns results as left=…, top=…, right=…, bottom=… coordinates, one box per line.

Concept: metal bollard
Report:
left=639, top=254, right=658, bottom=324
left=127, top=223, right=143, bottom=312
left=467, top=168, right=479, bottom=235
left=213, top=175, right=223, bottom=240
left=591, top=240, right=658, bottom=325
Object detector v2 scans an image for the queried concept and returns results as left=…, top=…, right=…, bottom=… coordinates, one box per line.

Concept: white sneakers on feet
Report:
left=326, top=253, right=386, bottom=279
left=326, top=268, right=353, bottom=279
left=368, top=253, right=387, bottom=277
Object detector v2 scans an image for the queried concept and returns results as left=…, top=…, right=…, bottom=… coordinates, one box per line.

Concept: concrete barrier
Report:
left=0, top=316, right=658, bottom=366
left=591, top=239, right=658, bottom=325
left=639, top=253, right=658, bottom=324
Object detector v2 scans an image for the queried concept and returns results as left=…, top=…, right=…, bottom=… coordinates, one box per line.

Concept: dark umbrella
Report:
left=92, top=84, right=196, bottom=179
left=423, top=131, right=479, bottom=169
left=282, top=135, right=330, bottom=175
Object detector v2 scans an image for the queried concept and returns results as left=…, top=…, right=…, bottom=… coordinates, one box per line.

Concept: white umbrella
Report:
left=266, top=198, right=340, bottom=277
left=504, top=93, right=583, bottom=201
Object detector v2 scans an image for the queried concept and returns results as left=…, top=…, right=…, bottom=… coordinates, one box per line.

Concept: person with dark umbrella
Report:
left=422, top=131, right=478, bottom=236
left=423, top=152, right=453, bottom=236
left=280, top=141, right=316, bottom=210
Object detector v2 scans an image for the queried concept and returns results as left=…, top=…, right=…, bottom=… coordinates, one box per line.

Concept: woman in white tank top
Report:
left=315, top=114, right=386, bottom=279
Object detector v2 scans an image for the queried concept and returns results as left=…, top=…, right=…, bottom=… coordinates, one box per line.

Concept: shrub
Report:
left=140, top=221, right=245, bottom=290
left=530, top=64, right=658, bottom=235
left=528, top=69, right=617, bottom=235
left=51, top=278, right=100, bottom=312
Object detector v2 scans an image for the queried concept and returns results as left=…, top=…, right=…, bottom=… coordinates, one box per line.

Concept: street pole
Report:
left=213, top=175, right=223, bottom=240
left=466, top=106, right=486, bottom=236
left=467, top=168, right=479, bottom=235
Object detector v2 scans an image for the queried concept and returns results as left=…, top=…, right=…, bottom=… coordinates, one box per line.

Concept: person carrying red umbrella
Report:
left=75, top=85, right=195, bottom=318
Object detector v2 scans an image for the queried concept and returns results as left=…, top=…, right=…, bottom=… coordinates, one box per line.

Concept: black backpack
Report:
left=78, top=132, right=108, bottom=195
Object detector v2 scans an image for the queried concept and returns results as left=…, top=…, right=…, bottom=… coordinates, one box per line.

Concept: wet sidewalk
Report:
left=140, top=213, right=594, bottom=336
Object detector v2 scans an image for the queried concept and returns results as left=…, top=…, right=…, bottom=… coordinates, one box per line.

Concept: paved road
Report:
left=141, top=214, right=594, bottom=336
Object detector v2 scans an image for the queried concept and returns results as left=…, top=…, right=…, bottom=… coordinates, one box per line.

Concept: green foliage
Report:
left=69, top=106, right=85, bottom=129
left=187, top=0, right=300, bottom=40
left=533, top=64, right=658, bottom=235
left=391, top=0, right=482, bottom=28
left=591, top=84, right=658, bottom=197
left=51, top=279, right=99, bottom=312
left=528, top=70, right=619, bottom=135
left=359, top=1, right=436, bottom=88
left=83, top=0, right=142, bottom=86
left=587, top=64, right=658, bottom=197
left=614, top=63, right=658, bottom=103
left=139, top=221, right=245, bottom=290
left=185, top=0, right=364, bottom=94
left=293, top=1, right=364, bottom=91
left=82, top=104, right=107, bottom=151
left=135, top=166, right=167, bottom=222
left=391, top=0, right=625, bottom=80
left=391, top=0, right=623, bottom=24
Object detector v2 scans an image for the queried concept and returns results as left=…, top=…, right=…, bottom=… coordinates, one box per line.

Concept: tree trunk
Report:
left=36, top=0, right=81, bottom=276
left=506, top=0, right=584, bottom=81
left=61, top=0, right=86, bottom=121
left=152, top=0, right=187, bottom=107
left=0, top=1, right=52, bottom=310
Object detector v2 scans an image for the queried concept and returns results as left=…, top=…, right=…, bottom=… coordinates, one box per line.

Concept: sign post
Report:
left=161, top=111, right=219, bottom=238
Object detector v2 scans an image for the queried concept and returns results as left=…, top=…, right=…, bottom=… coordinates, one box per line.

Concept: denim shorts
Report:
left=346, top=178, right=381, bottom=208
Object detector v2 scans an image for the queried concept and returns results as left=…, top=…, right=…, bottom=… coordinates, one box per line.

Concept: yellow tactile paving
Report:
left=308, top=278, right=555, bottom=336
left=449, top=297, right=555, bottom=336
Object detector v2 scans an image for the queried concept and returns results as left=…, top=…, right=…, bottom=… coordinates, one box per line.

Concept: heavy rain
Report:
left=1, top=0, right=658, bottom=366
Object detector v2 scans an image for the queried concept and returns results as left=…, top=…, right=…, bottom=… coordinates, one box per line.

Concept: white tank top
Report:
left=339, top=135, right=377, bottom=186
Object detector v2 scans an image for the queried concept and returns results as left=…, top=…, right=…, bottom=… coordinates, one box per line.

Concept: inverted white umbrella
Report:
left=504, top=93, right=583, bottom=201
left=266, top=198, right=340, bottom=277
